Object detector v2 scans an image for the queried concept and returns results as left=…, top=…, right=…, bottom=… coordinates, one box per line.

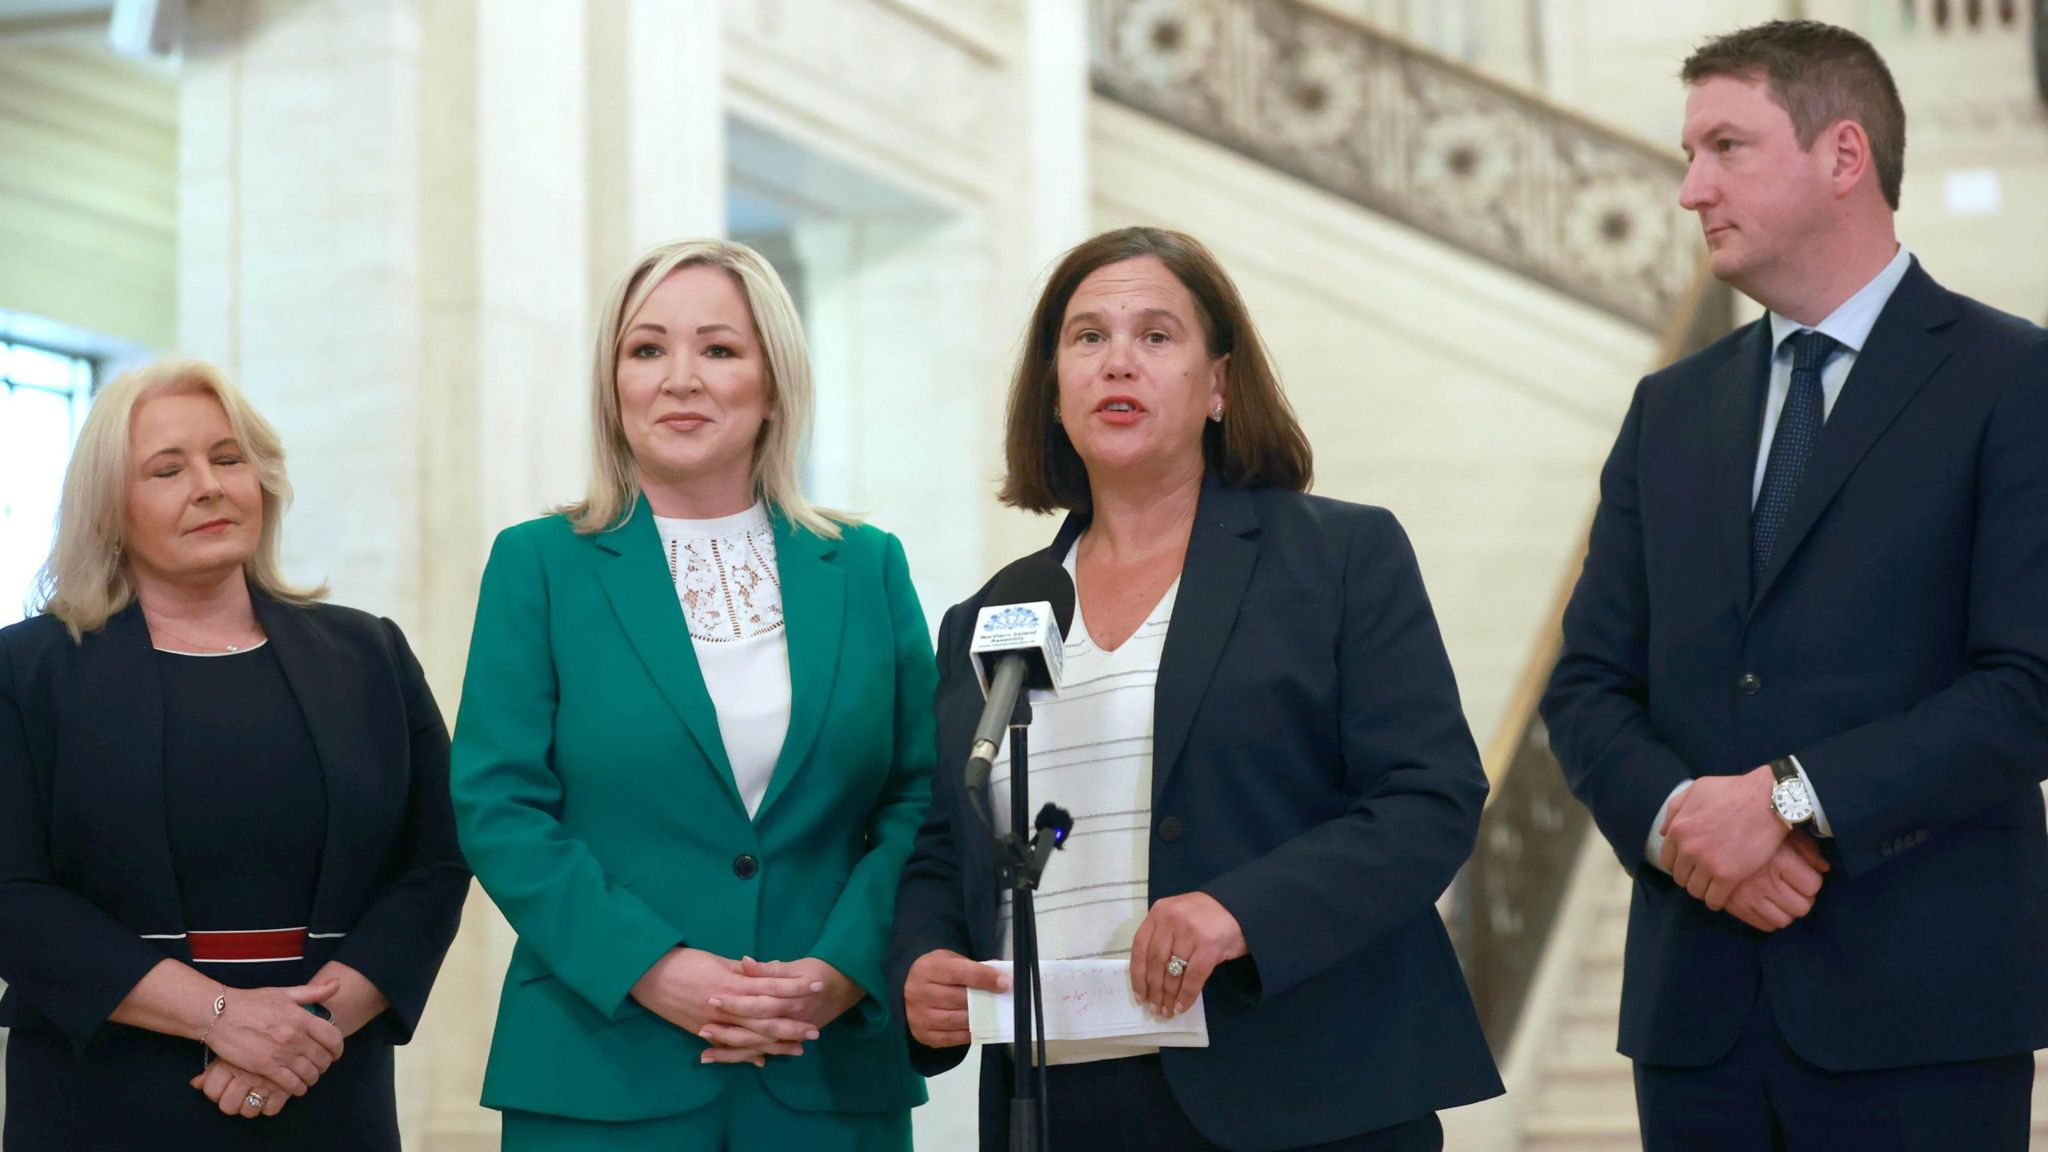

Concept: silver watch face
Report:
left=1771, top=778, right=1814, bottom=824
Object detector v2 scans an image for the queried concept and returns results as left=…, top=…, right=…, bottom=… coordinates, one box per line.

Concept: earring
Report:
left=1209, top=403, right=1225, bottom=423
left=1051, top=406, right=1063, bottom=425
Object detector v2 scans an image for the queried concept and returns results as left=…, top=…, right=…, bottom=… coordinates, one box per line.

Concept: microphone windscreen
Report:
left=985, top=553, right=1076, bottom=638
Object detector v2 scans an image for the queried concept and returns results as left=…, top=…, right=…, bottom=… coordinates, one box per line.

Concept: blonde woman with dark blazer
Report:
left=0, top=361, right=468, bottom=1150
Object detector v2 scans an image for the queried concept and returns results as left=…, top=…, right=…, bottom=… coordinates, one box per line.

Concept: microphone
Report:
left=1023, top=803, right=1075, bottom=889
left=963, top=554, right=1076, bottom=815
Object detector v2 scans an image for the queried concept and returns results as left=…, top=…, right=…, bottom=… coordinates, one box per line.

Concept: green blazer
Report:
left=450, top=498, right=935, bottom=1122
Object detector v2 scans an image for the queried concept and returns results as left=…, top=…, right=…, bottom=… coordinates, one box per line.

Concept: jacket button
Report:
left=1738, top=673, right=1762, bottom=695
left=732, top=854, right=759, bottom=880
left=1157, top=817, right=1184, bottom=843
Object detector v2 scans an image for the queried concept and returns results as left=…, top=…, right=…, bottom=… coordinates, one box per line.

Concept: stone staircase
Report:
left=1511, top=845, right=2048, bottom=1151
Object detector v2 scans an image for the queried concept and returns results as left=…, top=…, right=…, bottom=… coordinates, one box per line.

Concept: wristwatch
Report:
left=1767, top=757, right=1815, bottom=828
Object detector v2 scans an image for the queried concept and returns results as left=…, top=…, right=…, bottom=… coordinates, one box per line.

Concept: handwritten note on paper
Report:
left=967, top=959, right=1209, bottom=1050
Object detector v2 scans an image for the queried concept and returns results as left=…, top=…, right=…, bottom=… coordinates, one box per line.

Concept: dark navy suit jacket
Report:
left=1542, top=260, right=2048, bottom=1072
left=0, top=595, right=470, bottom=1051
left=888, top=477, right=1503, bottom=1152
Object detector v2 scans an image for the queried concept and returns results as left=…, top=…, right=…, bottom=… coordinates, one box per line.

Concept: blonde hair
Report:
left=35, top=359, right=324, bottom=641
left=558, top=238, right=846, bottom=537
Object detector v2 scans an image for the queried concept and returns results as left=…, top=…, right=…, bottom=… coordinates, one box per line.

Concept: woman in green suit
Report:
left=450, top=239, right=935, bottom=1150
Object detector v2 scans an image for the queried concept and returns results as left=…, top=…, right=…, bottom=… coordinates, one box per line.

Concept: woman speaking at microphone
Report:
left=450, top=238, right=935, bottom=1150
left=888, top=227, right=1502, bottom=1151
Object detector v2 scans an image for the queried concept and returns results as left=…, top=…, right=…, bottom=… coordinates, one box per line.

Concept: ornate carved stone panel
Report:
left=1091, top=0, right=1703, bottom=330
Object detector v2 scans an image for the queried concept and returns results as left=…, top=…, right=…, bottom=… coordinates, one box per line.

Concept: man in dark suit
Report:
left=1542, top=20, right=2048, bottom=1151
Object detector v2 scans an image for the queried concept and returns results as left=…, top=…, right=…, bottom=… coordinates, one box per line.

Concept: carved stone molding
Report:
left=1090, top=0, right=1703, bottom=331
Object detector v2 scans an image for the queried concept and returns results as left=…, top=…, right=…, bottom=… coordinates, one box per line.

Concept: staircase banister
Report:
left=1091, top=0, right=1709, bottom=330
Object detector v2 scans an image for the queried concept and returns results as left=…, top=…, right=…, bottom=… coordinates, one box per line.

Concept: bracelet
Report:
left=199, top=986, right=227, bottom=1072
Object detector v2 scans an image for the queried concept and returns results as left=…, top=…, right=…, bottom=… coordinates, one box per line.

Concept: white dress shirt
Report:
left=655, top=504, right=790, bottom=819
left=1645, top=246, right=1914, bottom=870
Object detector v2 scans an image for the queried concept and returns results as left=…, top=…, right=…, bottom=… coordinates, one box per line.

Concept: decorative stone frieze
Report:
left=1091, top=0, right=1703, bottom=331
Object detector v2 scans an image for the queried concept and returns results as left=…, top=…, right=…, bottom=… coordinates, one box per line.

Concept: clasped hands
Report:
left=185, top=979, right=344, bottom=1120
left=185, top=961, right=387, bottom=1119
left=904, top=892, right=1246, bottom=1050
left=1659, top=764, right=1832, bottom=932
left=631, top=948, right=863, bottom=1067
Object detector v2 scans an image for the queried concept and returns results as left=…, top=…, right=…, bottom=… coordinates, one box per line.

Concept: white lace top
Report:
left=654, top=503, right=790, bottom=818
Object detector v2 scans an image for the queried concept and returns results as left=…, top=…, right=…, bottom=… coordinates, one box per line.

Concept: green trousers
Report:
left=499, top=1067, right=912, bottom=1152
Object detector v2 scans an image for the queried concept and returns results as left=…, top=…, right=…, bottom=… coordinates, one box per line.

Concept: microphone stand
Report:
left=994, top=692, right=1070, bottom=1152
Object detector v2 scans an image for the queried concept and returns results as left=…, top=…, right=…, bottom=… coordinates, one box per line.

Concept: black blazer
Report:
left=1542, top=260, right=2048, bottom=1071
left=0, top=595, right=470, bottom=1051
left=888, top=477, right=1503, bottom=1152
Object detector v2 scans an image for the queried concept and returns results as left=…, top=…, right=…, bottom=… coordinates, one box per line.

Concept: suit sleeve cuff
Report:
left=809, top=933, right=889, bottom=1038
left=561, top=907, right=688, bottom=1022
left=1643, top=778, right=1695, bottom=873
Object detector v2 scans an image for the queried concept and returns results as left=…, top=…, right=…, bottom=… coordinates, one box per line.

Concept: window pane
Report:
left=2, top=367, right=91, bottom=627
left=4, top=343, right=79, bottom=392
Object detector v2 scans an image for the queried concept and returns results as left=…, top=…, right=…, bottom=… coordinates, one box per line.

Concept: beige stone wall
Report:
left=1526, top=0, right=2048, bottom=320
left=1856, top=2, right=2048, bottom=322
left=1305, top=0, right=1549, bottom=88
left=0, top=30, right=177, bottom=350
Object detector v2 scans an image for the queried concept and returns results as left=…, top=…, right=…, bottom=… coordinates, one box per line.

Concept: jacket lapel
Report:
left=592, top=497, right=744, bottom=812
left=1709, top=321, right=1773, bottom=613
left=252, top=594, right=367, bottom=936
left=752, top=515, right=843, bottom=820
left=1151, top=476, right=1259, bottom=802
left=1752, top=261, right=1956, bottom=609
left=82, top=605, right=188, bottom=947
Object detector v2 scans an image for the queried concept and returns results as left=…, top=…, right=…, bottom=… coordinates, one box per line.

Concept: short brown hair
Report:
left=1682, top=20, right=1907, bottom=209
left=999, top=227, right=1312, bottom=513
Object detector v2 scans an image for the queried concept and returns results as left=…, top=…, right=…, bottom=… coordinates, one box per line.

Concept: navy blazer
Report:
left=0, top=595, right=470, bottom=1051
left=888, top=477, right=1503, bottom=1152
left=1542, top=260, right=2048, bottom=1071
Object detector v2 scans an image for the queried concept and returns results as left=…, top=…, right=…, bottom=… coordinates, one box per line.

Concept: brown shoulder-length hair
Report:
left=999, top=227, right=1312, bottom=514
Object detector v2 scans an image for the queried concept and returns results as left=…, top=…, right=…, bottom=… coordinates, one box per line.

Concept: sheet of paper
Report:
left=967, top=959, right=1209, bottom=1049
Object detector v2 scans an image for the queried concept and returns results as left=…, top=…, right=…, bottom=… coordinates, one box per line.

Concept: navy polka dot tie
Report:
left=1751, top=329, right=1840, bottom=593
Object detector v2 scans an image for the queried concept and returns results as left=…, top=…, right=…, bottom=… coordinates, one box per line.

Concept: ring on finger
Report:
left=1165, top=954, right=1189, bottom=978
left=245, top=1090, right=267, bottom=1109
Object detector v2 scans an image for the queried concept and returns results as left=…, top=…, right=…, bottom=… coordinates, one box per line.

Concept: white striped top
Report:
left=991, top=544, right=1177, bottom=1064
